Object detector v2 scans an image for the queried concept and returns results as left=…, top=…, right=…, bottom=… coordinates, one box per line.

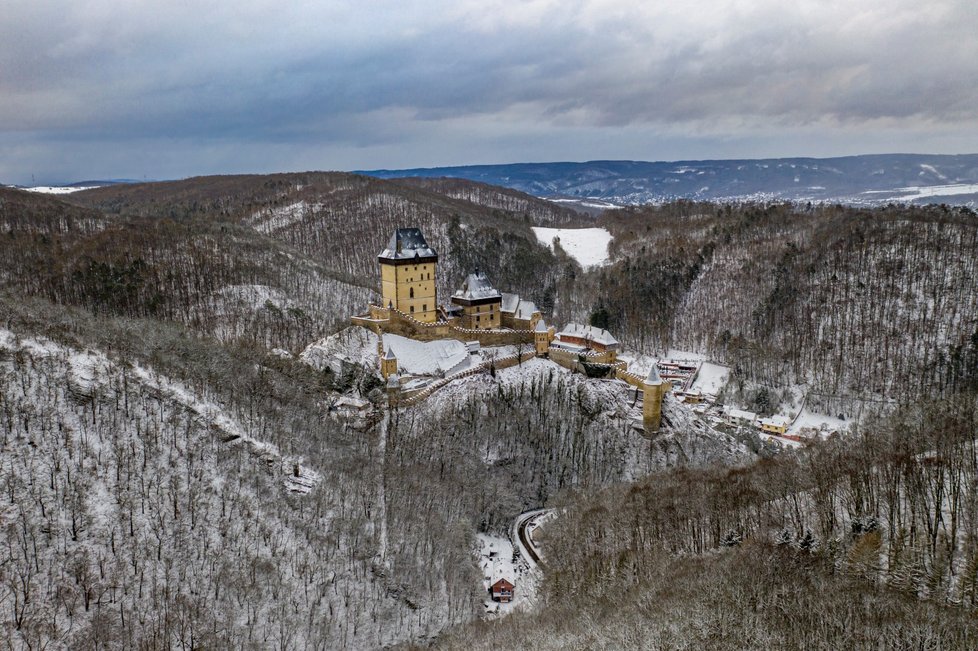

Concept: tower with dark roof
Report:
left=378, top=228, right=439, bottom=323
left=451, top=269, right=502, bottom=329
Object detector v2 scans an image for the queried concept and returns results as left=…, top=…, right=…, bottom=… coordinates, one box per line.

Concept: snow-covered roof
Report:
left=500, top=293, right=520, bottom=313
left=726, top=408, right=757, bottom=421
left=760, top=416, right=790, bottom=428
left=382, top=334, right=469, bottom=376
left=515, top=300, right=538, bottom=320
left=534, top=318, right=548, bottom=333
left=500, top=292, right=539, bottom=319
left=645, top=364, right=662, bottom=385
left=383, top=346, right=397, bottom=360
left=453, top=270, right=501, bottom=301
left=556, top=323, right=619, bottom=347
left=378, top=228, right=438, bottom=261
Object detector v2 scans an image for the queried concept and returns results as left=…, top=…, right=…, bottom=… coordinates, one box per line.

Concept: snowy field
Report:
left=861, top=183, right=978, bottom=200
left=23, top=185, right=100, bottom=194
left=690, top=362, right=731, bottom=396
left=786, top=408, right=850, bottom=438
left=531, top=226, right=613, bottom=269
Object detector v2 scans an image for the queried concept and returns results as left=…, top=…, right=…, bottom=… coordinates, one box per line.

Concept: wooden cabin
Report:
left=490, top=578, right=514, bottom=603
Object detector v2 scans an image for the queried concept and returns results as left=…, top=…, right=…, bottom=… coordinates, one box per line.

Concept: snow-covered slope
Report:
left=531, top=227, right=613, bottom=269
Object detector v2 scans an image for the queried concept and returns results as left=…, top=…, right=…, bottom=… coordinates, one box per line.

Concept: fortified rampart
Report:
left=353, top=305, right=534, bottom=346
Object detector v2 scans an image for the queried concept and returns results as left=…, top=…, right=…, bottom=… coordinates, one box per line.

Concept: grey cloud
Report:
left=1, top=0, right=977, bottom=184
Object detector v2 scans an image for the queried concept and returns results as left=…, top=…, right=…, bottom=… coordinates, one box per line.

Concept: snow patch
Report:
left=24, top=185, right=100, bottom=194
left=531, top=226, right=613, bottom=269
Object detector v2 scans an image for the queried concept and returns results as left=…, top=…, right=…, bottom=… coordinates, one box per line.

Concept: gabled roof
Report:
left=500, top=293, right=520, bottom=313
left=500, top=292, right=540, bottom=319
left=383, top=346, right=397, bottom=360
left=453, top=270, right=501, bottom=301
left=378, top=228, right=438, bottom=261
left=556, top=323, right=619, bottom=347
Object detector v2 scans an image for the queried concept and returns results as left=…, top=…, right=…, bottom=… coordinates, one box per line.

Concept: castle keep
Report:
left=379, top=228, right=439, bottom=323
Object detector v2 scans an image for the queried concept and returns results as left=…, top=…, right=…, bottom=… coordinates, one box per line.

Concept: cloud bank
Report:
left=2, top=0, right=977, bottom=183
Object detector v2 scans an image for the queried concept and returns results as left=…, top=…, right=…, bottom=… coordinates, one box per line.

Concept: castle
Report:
left=352, top=227, right=667, bottom=430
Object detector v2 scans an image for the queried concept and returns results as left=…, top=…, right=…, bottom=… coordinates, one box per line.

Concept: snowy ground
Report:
left=301, top=327, right=380, bottom=376
left=531, top=226, right=613, bottom=269
left=22, top=185, right=102, bottom=194
left=786, top=408, right=849, bottom=439
left=666, top=348, right=709, bottom=361
left=690, top=362, right=731, bottom=397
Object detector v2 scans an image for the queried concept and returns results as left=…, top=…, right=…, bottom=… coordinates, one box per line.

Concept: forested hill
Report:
left=3, top=174, right=978, bottom=648
left=363, top=153, right=978, bottom=206
left=65, top=172, right=582, bottom=324
left=551, top=202, right=978, bottom=405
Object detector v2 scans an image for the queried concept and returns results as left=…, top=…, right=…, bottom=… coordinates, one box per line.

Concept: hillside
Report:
left=3, top=174, right=978, bottom=648
left=436, top=396, right=978, bottom=650
left=554, top=202, right=978, bottom=405
left=67, top=173, right=580, bottom=318
left=363, top=154, right=978, bottom=206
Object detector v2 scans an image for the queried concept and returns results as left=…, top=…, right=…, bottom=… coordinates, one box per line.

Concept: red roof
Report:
left=491, top=578, right=514, bottom=591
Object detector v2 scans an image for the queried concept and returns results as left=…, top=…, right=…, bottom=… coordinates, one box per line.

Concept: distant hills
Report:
left=362, top=153, right=978, bottom=207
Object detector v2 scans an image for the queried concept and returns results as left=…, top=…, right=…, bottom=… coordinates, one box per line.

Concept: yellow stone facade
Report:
left=380, top=350, right=399, bottom=379
left=380, top=261, right=438, bottom=323
left=643, top=365, right=668, bottom=432
left=458, top=302, right=500, bottom=329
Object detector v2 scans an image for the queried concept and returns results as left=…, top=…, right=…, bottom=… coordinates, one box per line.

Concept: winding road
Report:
left=513, top=509, right=552, bottom=566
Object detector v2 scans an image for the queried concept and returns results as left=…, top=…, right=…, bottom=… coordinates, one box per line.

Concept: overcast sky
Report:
left=2, top=0, right=977, bottom=184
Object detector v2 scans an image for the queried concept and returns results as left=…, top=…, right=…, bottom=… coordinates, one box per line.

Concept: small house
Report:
left=759, top=417, right=789, bottom=436
left=554, top=323, right=619, bottom=353
left=500, top=293, right=542, bottom=330
left=490, top=578, right=514, bottom=603
left=725, top=408, right=758, bottom=427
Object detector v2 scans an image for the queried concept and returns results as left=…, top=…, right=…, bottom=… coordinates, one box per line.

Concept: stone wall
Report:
left=352, top=306, right=534, bottom=346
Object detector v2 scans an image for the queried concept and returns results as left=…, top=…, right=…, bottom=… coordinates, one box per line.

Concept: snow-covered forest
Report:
left=2, top=176, right=977, bottom=648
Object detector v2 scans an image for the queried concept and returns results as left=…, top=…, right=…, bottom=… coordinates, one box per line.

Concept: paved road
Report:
left=513, top=509, right=552, bottom=566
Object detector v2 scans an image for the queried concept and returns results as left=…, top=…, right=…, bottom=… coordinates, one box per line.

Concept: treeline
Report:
left=434, top=392, right=978, bottom=650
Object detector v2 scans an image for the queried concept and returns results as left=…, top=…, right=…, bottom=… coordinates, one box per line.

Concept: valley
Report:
left=0, top=174, right=976, bottom=649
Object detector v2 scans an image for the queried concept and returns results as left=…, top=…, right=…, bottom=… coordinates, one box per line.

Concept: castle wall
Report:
left=354, top=306, right=534, bottom=347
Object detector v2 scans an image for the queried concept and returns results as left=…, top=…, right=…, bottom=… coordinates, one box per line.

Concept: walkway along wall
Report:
left=394, top=350, right=537, bottom=407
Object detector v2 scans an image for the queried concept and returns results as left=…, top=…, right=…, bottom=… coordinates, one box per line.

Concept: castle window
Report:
left=410, top=305, right=415, bottom=313
left=423, top=304, right=427, bottom=312
left=410, top=287, right=414, bottom=298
